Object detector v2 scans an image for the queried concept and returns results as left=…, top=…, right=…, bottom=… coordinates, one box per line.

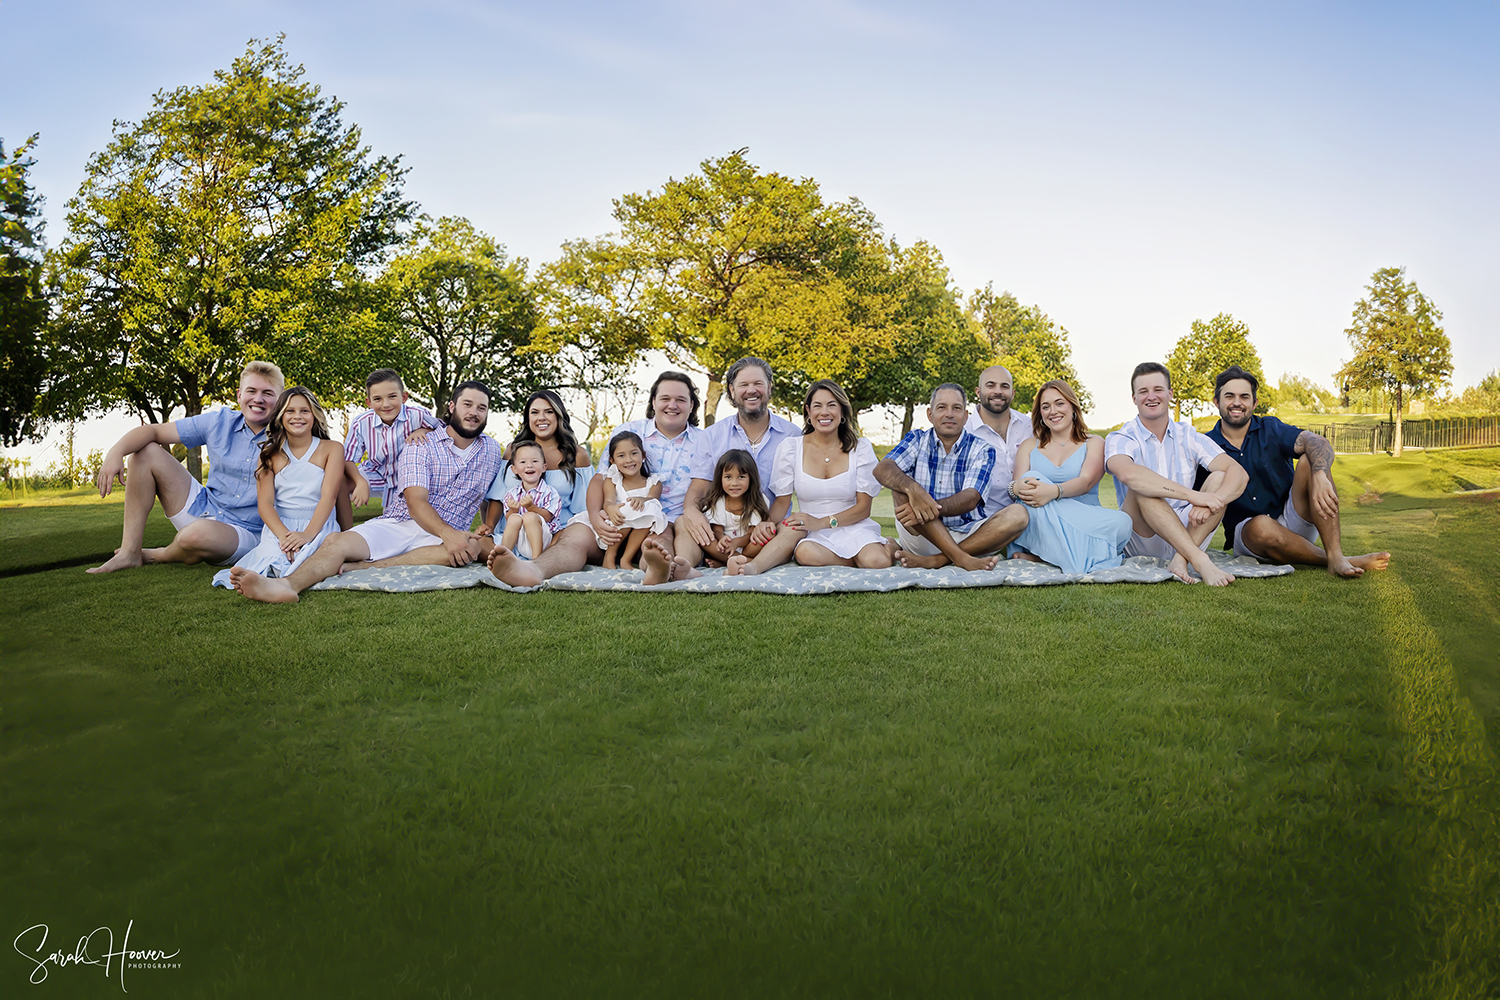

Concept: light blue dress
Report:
left=212, top=438, right=336, bottom=587
left=1011, top=444, right=1132, bottom=574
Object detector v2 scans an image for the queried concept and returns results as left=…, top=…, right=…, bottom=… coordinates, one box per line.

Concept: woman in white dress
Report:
left=726, top=380, right=894, bottom=576
left=215, top=387, right=344, bottom=588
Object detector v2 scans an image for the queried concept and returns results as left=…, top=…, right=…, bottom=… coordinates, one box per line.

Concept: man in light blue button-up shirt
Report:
left=88, top=361, right=284, bottom=574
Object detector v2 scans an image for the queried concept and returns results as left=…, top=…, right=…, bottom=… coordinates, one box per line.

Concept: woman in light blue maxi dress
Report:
left=1010, top=380, right=1132, bottom=574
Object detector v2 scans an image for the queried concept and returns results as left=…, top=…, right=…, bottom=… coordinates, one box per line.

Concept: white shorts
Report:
left=168, top=478, right=259, bottom=565
left=350, top=517, right=444, bottom=562
left=1124, top=504, right=1212, bottom=562
left=1233, top=498, right=1318, bottom=561
left=509, top=519, right=553, bottom=559
left=895, top=519, right=983, bottom=557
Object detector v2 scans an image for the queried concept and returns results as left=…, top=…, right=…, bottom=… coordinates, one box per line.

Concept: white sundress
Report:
left=212, top=438, right=335, bottom=588
left=706, top=496, right=763, bottom=537
left=769, top=436, right=886, bottom=559
left=606, top=466, right=668, bottom=534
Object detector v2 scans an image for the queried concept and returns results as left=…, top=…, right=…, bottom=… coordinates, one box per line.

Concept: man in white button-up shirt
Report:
left=964, top=365, right=1033, bottom=513
left=1104, top=362, right=1247, bottom=586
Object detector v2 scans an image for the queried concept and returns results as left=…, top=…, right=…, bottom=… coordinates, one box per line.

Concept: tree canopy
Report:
left=967, top=286, right=1090, bottom=412
left=43, top=36, right=413, bottom=469
left=1, top=134, right=48, bottom=447
left=1336, top=266, right=1452, bottom=455
left=1165, top=313, right=1269, bottom=420
left=379, top=216, right=547, bottom=414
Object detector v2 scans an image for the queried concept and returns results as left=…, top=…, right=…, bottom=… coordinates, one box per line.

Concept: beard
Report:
left=450, top=416, right=488, bottom=439
left=979, top=395, right=1012, bottom=416
left=1220, top=409, right=1251, bottom=429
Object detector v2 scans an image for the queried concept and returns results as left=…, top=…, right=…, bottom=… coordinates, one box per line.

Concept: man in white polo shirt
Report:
left=1104, top=362, right=1247, bottom=587
left=964, top=365, right=1033, bottom=516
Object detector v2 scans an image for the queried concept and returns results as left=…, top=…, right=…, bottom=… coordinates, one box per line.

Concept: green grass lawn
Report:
left=2, top=453, right=1497, bottom=998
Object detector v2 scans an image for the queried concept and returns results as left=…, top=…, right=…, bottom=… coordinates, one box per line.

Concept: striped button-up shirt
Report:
left=1105, top=416, right=1225, bottom=517
left=884, top=427, right=996, bottom=530
left=965, top=409, right=1032, bottom=511
left=344, top=403, right=442, bottom=498
left=598, top=419, right=703, bottom=518
left=382, top=431, right=505, bottom=532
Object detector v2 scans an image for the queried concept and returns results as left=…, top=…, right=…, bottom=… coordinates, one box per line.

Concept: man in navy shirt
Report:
left=1205, top=366, right=1390, bottom=578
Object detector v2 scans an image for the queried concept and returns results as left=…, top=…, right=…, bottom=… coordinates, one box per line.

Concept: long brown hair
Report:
left=1031, top=380, right=1089, bottom=447
left=259, top=386, right=331, bottom=478
left=801, top=379, right=858, bottom=453
left=511, top=388, right=583, bottom=485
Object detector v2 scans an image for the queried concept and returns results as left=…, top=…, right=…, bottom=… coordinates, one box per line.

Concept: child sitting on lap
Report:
left=699, top=448, right=770, bottom=567
left=499, top=442, right=563, bottom=559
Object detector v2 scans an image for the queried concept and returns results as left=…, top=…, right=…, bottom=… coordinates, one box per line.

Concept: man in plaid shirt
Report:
left=874, top=384, right=1030, bottom=571
left=232, top=382, right=505, bottom=604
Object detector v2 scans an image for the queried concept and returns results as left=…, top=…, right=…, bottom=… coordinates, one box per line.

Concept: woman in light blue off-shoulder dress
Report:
left=1010, top=380, right=1132, bottom=574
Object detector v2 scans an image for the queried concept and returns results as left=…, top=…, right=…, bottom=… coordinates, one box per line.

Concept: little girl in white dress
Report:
left=601, top=430, right=666, bottom=570
left=214, top=386, right=344, bottom=588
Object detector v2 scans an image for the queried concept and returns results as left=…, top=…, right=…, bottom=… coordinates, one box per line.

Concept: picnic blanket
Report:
left=311, top=550, right=1294, bottom=594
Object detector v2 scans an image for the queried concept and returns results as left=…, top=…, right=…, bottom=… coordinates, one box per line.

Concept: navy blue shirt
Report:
left=1204, top=415, right=1303, bottom=550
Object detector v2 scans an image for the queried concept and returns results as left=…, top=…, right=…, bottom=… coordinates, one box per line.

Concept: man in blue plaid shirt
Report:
left=875, top=384, right=1030, bottom=570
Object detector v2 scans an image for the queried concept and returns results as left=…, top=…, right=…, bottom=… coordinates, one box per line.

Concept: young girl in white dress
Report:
left=601, top=430, right=666, bottom=570
left=726, top=380, right=894, bottom=576
left=214, top=386, right=344, bottom=588
left=697, top=448, right=770, bottom=566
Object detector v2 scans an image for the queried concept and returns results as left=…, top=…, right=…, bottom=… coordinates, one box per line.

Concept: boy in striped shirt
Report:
left=344, top=369, right=442, bottom=521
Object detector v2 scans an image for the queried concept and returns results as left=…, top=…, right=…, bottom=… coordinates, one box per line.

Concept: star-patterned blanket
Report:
left=311, top=550, right=1293, bottom=594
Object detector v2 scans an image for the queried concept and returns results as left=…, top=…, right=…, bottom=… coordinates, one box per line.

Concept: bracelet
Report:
left=1056, top=483, right=1064, bottom=500
left=1008, top=479, right=1020, bottom=499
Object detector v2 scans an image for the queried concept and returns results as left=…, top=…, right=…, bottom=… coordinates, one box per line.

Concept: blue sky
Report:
left=7, top=0, right=1497, bottom=442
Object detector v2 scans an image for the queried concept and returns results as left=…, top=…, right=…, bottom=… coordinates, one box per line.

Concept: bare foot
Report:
left=640, top=538, right=672, bottom=585
left=87, top=549, right=143, bottom=574
left=896, top=548, right=950, bottom=569
left=603, top=550, right=617, bottom=570
left=725, top=554, right=760, bottom=577
left=1167, top=553, right=1197, bottom=584
left=1334, top=551, right=1391, bottom=577
left=953, top=553, right=1000, bottom=572
left=230, top=567, right=300, bottom=603
left=486, top=545, right=543, bottom=588
left=671, top=555, right=702, bottom=581
left=1194, top=558, right=1235, bottom=587
left=1010, top=552, right=1042, bottom=563
left=619, top=558, right=634, bottom=572
left=140, top=547, right=170, bottom=565
left=703, top=557, right=724, bottom=569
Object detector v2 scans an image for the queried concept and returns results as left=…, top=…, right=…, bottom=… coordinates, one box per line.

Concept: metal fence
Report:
left=1320, top=415, right=1500, bottom=454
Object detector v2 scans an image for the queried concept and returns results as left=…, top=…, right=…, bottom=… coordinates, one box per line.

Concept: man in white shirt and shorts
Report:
left=1104, top=362, right=1248, bottom=586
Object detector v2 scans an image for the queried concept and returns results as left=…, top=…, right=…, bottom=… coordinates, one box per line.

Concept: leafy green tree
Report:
left=572, top=150, right=864, bottom=424
left=379, top=216, right=550, bottom=415
left=1336, top=267, right=1452, bottom=456
left=1276, top=373, right=1339, bottom=414
left=0, top=134, right=49, bottom=447
left=1165, top=313, right=1270, bottom=420
left=831, top=240, right=988, bottom=435
left=44, top=37, right=412, bottom=475
left=967, top=286, right=1090, bottom=411
left=532, top=239, right=656, bottom=441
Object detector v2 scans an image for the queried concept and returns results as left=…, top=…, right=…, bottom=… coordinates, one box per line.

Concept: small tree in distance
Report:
left=1166, top=313, right=1270, bottom=420
left=1336, top=267, right=1452, bottom=456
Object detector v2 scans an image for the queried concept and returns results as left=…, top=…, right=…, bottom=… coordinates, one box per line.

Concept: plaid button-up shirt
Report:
left=884, top=427, right=996, bottom=530
left=382, top=431, right=505, bottom=531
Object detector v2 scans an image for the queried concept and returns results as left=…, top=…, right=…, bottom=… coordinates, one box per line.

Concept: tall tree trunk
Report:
left=901, top=399, right=915, bottom=437
left=703, top=380, right=724, bottom=427
left=184, top=399, right=204, bottom=481
left=1393, top=385, right=1404, bottom=457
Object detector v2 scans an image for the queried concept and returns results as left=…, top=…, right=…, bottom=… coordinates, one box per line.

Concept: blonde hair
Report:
left=242, top=360, right=285, bottom=393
